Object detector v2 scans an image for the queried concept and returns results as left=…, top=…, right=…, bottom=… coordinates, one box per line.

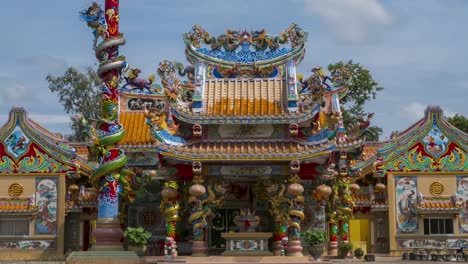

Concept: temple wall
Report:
left=388, top=173, right=468, bottom=256
left=0, top=174, right=65, bottom=260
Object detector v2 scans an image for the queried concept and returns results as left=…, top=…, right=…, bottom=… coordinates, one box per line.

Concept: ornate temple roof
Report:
left=183, top=24, right=307, bottom=72
left=0, top=107, right=93, bottom=177
left=119, top=24, right=366, bottom=164
left=172, top=78, right=320, bottom=124
left=350, top=105, right=468, bottom=176
left=157, top=139, right=333, bottom=162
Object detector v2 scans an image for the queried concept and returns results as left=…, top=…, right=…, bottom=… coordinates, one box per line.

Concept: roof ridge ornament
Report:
left=184, top=23, right=308, bottom=52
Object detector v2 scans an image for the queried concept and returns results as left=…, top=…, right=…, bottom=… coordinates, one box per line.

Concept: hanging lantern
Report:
left=161, top=187, right=178, bottom=201
left=350, top=183, right=360, bottom=192
left=189, top=184, right=206, bottom=197
left=312, top=184, right=332, bottom=201
left=287, top=183, right=304, bottom=196
left=68, top=184, right=80, bottom=194
left=375, top=183, right=386, bottom=192
left=144, top=170, right=157, bottom=177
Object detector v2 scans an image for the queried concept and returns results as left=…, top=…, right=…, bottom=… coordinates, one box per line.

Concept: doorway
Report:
left=349, top=219, right=370, bottom=254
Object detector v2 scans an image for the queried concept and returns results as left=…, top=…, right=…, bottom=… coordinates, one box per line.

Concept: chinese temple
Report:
left=75, top=0, right=376, bottom=261
left=113, top=21, right=369, bottom=259
left=350, top=105, right=468, bottom=256
left=1, top=0, right=467, bottom=262
left=0, top=108, right=95, bottom=260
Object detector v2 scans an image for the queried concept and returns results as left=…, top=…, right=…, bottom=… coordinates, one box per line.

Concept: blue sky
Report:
left=1, top=0, right=467, bottom=139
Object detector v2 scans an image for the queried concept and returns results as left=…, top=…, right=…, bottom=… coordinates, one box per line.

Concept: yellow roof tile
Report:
left=120, top=111, right=155, bottom=145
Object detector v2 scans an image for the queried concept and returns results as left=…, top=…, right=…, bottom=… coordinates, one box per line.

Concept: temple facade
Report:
left=350, top=106, right=468, bottom=256
left=1, top=0, right=467, bottom=260
left=0, top=108, right=94, bottom=260
left=117, top=23, right=366, bottom=257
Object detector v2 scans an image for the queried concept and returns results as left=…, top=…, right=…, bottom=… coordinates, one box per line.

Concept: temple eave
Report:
left=158, top=150, right=332, bottom=162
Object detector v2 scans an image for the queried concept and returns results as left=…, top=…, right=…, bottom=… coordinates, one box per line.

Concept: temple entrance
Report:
left=208, top=208, right=239, bottom=255
left=349, top=219, right=370, bottom=254
left=207, top=180, right=273, bottom=255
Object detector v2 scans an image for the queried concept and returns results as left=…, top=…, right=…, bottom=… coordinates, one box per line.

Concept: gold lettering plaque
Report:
left=8, top=183, right=23, bottom=197
left=429, top=181, right=444, bottom=195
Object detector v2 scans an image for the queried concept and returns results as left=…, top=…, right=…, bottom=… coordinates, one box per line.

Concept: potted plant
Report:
left=354, top=247, right=364, bottom=259
left=301, top=229, right=326, bottom=261
left=338, top=242, right=353, bottom=259
left=123, top=226, right=151, bottom=254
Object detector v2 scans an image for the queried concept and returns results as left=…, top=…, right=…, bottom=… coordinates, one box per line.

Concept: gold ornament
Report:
left=8, top=183, right=23, bottom=197
left=429, top=181, right=444, bottom=195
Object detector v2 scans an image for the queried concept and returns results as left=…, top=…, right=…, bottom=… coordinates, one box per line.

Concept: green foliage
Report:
left=338, top=242, right=353, bottom=252
left=328, top=60, right=384, bottom=140
left=123, top=227, right=152, bottom=246
left=354, top=247, right=364, bottom=257
left=301, top=229, right=326, bottom=246
left=46, top=67, right=101, bottom=142
left=447, top=114, right=468, bottom=133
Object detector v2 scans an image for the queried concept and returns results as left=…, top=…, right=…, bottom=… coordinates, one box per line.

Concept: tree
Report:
left=447, top=114, right=468, bottom=133
left=46, top=67, right=101, bottom=141
left=328, top=60, right=384, bottom=141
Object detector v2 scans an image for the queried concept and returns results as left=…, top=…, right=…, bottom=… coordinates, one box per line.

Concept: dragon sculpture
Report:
left=160, top=181, right=181, bottom=241
left=184, top=23, right=308, bottom=52
left=188, top=179, right=226, bottom=241
left=80, top=2, right=134, bottom=222
left=263, top=181, right=289, bottom=244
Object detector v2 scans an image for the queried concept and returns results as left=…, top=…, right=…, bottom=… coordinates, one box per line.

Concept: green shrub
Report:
left=354, top=247, right=364, bottom=257
left=123, top=226, right=152, bottom=246
left=301, top=229, right=326, bottom=246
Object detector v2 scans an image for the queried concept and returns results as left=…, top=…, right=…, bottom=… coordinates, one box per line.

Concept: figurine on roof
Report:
left=144, top=107, right=179, bottom=136
left=122, top=68, right=156, bottom=94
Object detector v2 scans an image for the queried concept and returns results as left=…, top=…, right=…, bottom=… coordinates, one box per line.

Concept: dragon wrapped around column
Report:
left=161, top=181, right=181, bottom=242
left=188, top=176, right=225, bottom=256
left=285, top=175, right=305, bottom=256
left=326, top=173, right=354, bottom=242
left=263, top=181, right=289, bottom=255
left=80, top=1, right=131, bottom=222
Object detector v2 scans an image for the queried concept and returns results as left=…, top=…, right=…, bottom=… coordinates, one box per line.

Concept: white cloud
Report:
left=304, top=0, right=393, bottom=43
left=400, top=102, right=426, bottom=122
left=0, top=78, right=28, bottom=102
left=399, top=102, right=457, bottom=122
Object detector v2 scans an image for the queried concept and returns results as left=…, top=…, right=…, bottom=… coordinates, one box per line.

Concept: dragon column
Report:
left=80, top=0, right=128, bottom=250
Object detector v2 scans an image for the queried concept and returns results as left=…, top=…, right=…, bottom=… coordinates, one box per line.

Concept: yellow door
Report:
left=349, top=219, right=370, bottom=254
